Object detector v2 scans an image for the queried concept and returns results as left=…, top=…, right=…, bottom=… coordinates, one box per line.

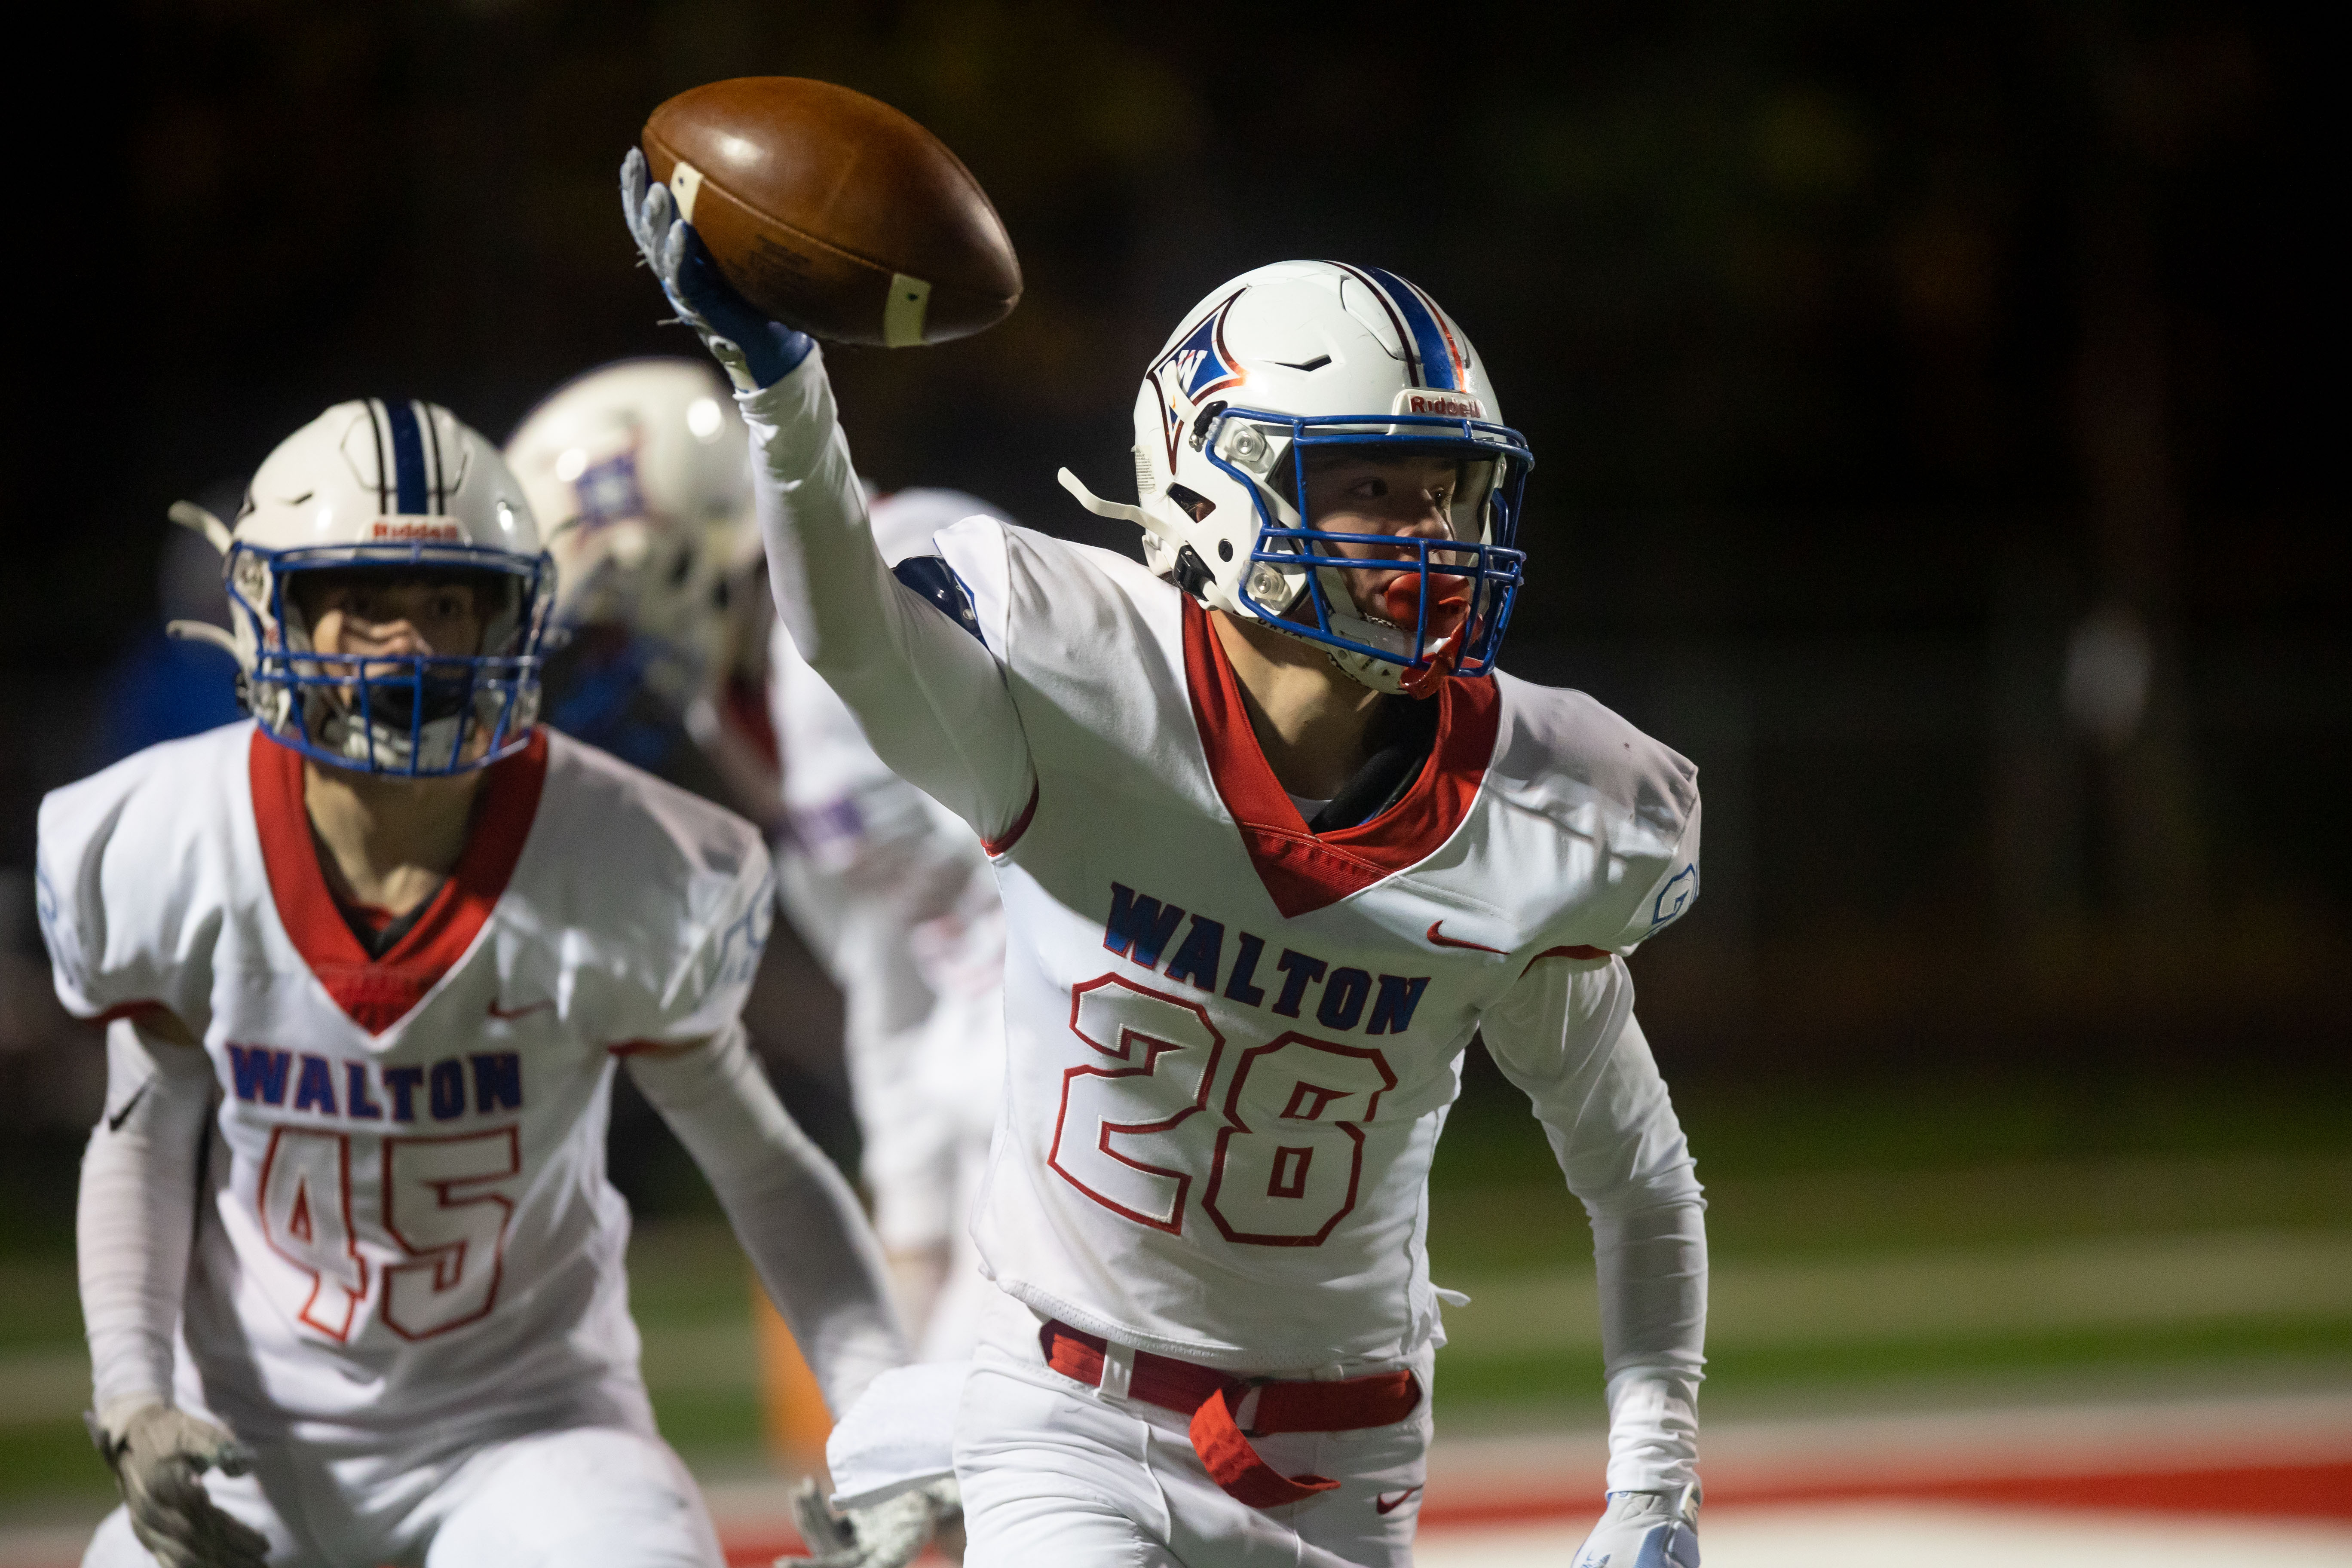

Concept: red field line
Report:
left=1411, top=1460, right=2352, bottom=1531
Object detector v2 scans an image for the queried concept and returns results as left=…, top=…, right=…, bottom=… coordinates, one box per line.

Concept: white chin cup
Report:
left=308, top=685, right=530, bottom=773
left=1310, top=561, right=1428, bottom=695
left=315, top=706, right=470, bottom=772
left=1246, top=604, right=1414, bottom=696
left=1324, top=641, right=1412, bottom=695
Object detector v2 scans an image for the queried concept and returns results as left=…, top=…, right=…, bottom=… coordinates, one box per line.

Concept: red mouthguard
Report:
left=1382, top=572, right=1472, bottom=637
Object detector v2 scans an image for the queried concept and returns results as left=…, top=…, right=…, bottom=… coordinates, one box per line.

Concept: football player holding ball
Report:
left=621, top=82, right=1708, bottom=1568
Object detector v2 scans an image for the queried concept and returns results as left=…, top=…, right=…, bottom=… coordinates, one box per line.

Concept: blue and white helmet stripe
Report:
left=371, top=397, right=451, bottom=516
left=1337, top=264, right=1465, bottom=392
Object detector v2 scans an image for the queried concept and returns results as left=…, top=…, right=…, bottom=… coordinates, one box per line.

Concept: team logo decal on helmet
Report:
left=1061, top=260, right=1532, bottom=697
left=167, top=398, right=554, bottom=777
left=1148, top=288, right=1249, bottom=467
left=572, top=447, right=649, bottom=531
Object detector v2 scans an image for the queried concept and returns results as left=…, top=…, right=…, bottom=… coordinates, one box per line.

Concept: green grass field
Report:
left=4, top=1066, right=2347, bottom=1508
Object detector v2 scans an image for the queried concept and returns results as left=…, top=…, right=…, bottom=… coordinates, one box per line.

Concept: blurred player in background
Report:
left=509, top=365, right=1010, bottom=1364
left=505, top=358, right=783, bottom=820
left=37, top=399, right=928, bottom=1568
left=629, top=151, right=1708, bottom=1568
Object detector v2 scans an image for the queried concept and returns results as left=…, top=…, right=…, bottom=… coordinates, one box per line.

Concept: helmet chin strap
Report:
left=168, top=499, right=236, bottom=555
left=1057, top=468, right=1181, bottom=545
left=166, top=621, right=243, bottom=659
left=164, top=500, right=249, bottom=663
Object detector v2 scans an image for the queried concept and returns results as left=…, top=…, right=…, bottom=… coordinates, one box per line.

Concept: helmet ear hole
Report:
left=1165, top=483, right=1216, bottom=523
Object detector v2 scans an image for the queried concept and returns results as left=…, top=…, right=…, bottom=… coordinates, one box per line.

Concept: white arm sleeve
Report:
left=627, top=1025, right=910, bottom=1415
left=78, top=1017, right=216, bottom=1429
left=741, top=349, right=1036, bottom=845
left=1479, top=956, right=1707, bottom=1493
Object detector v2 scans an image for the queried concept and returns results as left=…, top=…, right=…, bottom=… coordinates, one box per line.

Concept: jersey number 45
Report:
left=256, top=1127, right=520, bottom=1341
left=1050, top=974, right=1396, bottom=1246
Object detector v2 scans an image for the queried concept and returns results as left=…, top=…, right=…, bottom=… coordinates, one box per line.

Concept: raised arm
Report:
left=740, top=358, right=1035, bottom=842
left=620, top=152, right=1035, bottom=844
left=1478, top=953, right=1706, bottom=1562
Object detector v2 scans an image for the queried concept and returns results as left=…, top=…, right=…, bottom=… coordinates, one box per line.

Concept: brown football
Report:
left=641, top=77, right=1020, bottom=348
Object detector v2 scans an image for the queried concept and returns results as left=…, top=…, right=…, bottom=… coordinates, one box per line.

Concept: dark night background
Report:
left=1, top=0, right=2343, bottom=1222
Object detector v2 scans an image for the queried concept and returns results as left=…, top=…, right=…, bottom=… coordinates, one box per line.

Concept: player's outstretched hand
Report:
left=619, top=147, right=814, bottom=392
left=1572, top=1484, right=1700, bottom=1568
left=88, top=1405, right=270, bottom=1568
left=781, top=1475, right=959, bottom=1568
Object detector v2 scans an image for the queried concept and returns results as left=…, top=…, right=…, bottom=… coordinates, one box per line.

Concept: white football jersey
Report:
left=922, top=517, right=1701, bottom=1373
left=36, top=723, right=773, bottom=1441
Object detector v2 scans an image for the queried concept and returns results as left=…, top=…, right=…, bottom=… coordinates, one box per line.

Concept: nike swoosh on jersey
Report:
left=486, top=998, right=554, bottom=1021
left=1375, top=1487, right=1424, bottom=1515
left=105, top=1079, right=151, bottom=1133
left=1425, top=921, right=1505, bottom=955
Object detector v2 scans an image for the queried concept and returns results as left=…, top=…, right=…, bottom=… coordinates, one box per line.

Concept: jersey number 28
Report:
left=1050, top=974, right=1396, bottom=1246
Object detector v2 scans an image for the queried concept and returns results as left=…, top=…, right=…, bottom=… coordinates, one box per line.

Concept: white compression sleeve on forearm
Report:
left=1594, top=1195, right=1707, bottom=1488
left=79, top=1018, right=217, bottom=1428
left=626, top=1026, right=910, bottom=1414
left=1480, top=959, right=1708, bottom=1493
left=740, top=349, right=1036, bottom=844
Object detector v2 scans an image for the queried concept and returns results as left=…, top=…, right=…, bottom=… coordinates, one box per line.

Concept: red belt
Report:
left=1041, top=1320, right=1421, bottom=1509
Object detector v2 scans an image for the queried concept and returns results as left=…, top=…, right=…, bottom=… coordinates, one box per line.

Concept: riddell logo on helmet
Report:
left=1393, top=390, right=1484, bottom=420
left=370, top=519, right=465, bottom=542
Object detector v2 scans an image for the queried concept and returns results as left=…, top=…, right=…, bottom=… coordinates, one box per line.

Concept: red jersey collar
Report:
left=250, top=729, right=548, bottom=1035
left=1180, top=598, right=1498, bottom=918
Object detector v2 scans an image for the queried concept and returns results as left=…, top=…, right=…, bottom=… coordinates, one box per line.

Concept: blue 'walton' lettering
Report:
left=1102, top=882, right=1430, bottom=1036
left=224, top=1047, right=523, bottom=1122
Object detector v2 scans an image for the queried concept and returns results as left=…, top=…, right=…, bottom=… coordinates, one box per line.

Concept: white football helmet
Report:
left=504, top=358, right=757, bottom=712
left=1060, top=260, right=1531, bottom=696
left=174, top=398, right=553, bottom=776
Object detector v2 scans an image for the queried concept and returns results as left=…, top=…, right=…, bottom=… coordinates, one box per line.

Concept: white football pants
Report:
left=954, top=1295, right=1432, bottom=1568
left=82, top=1422, right=723, bottom=1568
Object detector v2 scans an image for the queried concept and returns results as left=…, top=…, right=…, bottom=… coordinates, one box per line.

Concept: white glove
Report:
left=1572, top=1484, right=1700, bottom=1568
left=782, top=1475, right=959, bottom=1568
left=87, top=1405, right=270, bottom=1568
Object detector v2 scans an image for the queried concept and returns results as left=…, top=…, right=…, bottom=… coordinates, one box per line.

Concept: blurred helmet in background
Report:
left=1063, top=260, right=1532, bottom=696
left=504, top=358, right=759, bottom=713
left=222, top=398, right=552, bottom=776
